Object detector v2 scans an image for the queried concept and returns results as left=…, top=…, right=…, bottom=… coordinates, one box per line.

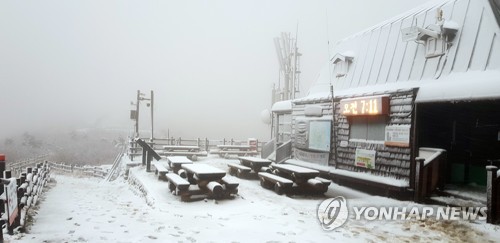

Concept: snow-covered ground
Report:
left=6, top=156, right=500, bottom=242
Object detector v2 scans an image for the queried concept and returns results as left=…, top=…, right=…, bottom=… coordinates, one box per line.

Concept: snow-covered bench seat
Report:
left=258, top=172, right=294, bottom=195
left=152, top=162, right=169, bottom=181
left=227, top=163, right=252, bottom=177
left=166, top=173, right=191, bottom=193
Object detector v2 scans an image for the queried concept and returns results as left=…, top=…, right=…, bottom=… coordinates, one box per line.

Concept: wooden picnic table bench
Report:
left=167, top=156, right=193, bottom=173
left=163, top=145, right=201, bottom=152
left=258, top=172, right=294, bottom=195
left=271, top=163, right=320, bottom=183
left=152, top=162, right=169, bottom=181
left=238, top=157, right=272, bottom=171
left=227, top=163, right=252, bottom=177
left=166, top=173, right=191, bottom=200
left=181, top=164, right=226, bottom=182
left=213, top=145, right=258, bottom=158
left=165, top=164, right=238, bottom=201
left=259, top=164, right=331, bottom=195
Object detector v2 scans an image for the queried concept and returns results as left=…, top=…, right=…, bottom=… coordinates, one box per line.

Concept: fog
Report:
left=0, top=0, right=432, bottom=141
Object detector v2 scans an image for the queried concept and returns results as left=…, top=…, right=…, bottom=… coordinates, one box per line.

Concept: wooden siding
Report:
left=333, top=90, right=416, bottom=180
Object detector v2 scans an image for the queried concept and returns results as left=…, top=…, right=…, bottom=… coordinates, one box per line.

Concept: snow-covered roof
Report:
left=329, top=0, right=500, bottom=102
left=293, top=91, right=332, bottom=104
left=271, top=100, right=292, bottom=112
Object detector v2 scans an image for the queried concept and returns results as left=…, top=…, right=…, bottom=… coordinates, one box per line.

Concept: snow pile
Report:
left=6, top=156, right=500, bottom=242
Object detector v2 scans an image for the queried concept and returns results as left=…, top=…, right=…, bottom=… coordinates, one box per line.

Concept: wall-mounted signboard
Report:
left=308, top=120, right=331, bottom=152
left=355, top=148, right=376, bottom=169
left=340, top=95, right=390, bottom=116
left=385, top=125, right=411, bottom=147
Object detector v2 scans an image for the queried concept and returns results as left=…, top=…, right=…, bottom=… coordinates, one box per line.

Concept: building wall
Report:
left=290, top=98, right=334, bottom=165
left=333, top=89, right=416, bottom=181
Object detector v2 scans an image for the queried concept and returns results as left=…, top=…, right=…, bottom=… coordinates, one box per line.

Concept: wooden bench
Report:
left=165, top=173, right=191, bottom=195
left=152, top=162, right=169, bottom=181
left=258, top=172, right=294, bottom=195
left=220, top=176, right=239, bottom=196
left=313, top=177, right=331, bottom=186
left=227, top=163, right=252, bottom=177
left=221, top=176, right=239, bottom=189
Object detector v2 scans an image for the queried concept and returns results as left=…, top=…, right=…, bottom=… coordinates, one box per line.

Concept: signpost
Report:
left=4, top=178, right=18, bottom=227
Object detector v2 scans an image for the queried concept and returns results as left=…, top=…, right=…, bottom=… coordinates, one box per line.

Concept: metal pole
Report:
left=135, top=90, right=140, bottom=138
left=150, top=90, right=154, bottom=141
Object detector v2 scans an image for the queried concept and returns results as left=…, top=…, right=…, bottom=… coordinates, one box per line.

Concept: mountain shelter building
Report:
left=269, top=0, right=500, bottom=204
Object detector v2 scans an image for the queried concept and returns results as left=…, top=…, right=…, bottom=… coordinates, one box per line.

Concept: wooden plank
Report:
left=166, top=173, right=190, bottom=191
left=257, top=172, right=293, bottom=185
left=272, top=164, right=319, bottom=176
left=227, top=163, right=252, bottom=172
left=182, top=164, right=226, bottom=181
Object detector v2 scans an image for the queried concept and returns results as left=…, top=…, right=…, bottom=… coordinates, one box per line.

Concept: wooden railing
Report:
left=7, top=154, right=50, bottom=177
left=128, top=137, right=264, bottom=160
left=48, top=162, right=108, bottom=178
left=0, top=162, right=51, bottom=238
left=414, top=147, right=447, bottom=202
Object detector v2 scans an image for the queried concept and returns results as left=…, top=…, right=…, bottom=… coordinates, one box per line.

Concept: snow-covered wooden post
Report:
left=205, top=138, right=209, bottom=152
left=414, top=157, right=425, bottom=202
left=486, top=165, right=498, bottom=224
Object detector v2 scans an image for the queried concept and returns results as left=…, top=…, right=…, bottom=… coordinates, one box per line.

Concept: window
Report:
left=277, top=113, right=292, bottom=143
left=331, top=52, right=354, bottom=77
left=350, top=116, right=387, bottom=141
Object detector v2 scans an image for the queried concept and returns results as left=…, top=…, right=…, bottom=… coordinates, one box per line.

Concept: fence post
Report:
left=223, top=138, right=226, bottom=145
left=414, top=157, right=425, bottom=203
left=3, top=170, right=15, bottom=235
left=486, top=165, right=498, bottom=224
left=0, top=154, right=5, bottom=195
left=0, top=159, right=5, bottom=241
left=205, top=138, right=209, bottom=152
left=231, top=138, right=234, bottom=145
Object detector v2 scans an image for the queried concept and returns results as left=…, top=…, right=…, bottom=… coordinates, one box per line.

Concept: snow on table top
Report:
left=167, top=156, right=193, bottom=164
left=181, top=163, right=226, bottom=175
left=272, top=163, right=319, bottom=174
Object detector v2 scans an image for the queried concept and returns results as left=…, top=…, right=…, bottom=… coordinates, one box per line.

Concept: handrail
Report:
left=414, top=147, right=447, bottom=202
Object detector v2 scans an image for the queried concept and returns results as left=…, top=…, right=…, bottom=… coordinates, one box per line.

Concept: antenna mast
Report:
left=272, top=29, right=301, bottom=104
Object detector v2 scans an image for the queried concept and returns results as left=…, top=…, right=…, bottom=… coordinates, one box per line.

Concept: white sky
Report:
left=0, top=0, right=432, bottom=140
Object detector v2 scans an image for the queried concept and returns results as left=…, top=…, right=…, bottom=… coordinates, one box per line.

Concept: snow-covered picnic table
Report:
left=271, top=163, right=320, bottom=181
left=238, top=156, right=272, bottom=171
left=167, top=156, right=193, bottom=173
left=161, top=145, right=206, bottom=161
left=181, top=164, right=226, bottom=181
left=163, top=145, right=201, bottom=152
left=213, top=145, right=259, bottom=158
